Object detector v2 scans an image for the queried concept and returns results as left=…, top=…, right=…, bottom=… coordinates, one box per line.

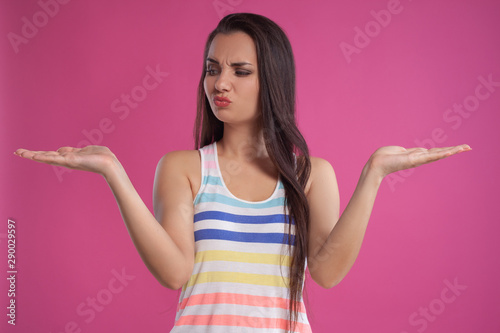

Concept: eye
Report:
left=205, top=68, right=219, bottom=76
left=236, top=70, right=251, bottom=76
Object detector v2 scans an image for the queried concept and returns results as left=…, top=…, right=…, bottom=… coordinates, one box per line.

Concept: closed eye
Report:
left=205, top=68, right=219, bottom=76
left=205, top=68, right=252, bottom=77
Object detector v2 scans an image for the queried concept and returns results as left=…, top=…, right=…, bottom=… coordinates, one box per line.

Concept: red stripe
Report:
left=175, top=314, right=312, bottom=332
left=178, top=292, right=307, bottom=313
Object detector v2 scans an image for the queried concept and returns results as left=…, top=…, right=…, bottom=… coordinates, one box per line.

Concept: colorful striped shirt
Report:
left=170, top=141, right=312, bottom=332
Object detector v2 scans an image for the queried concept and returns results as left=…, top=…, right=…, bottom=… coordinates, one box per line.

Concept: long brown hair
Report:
left=193, top=13, right=311, bottom=332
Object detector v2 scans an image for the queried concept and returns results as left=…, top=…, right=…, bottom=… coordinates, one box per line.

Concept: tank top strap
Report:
left=199, top=141, right=217, bottom=176
left=194, top=141, right=218, bottom=205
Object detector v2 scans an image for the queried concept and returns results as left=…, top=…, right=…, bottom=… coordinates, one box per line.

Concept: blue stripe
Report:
left=200, top=176, right=284, bottom=203
left=194, top=211, right=293, bottom=225
left=195, top=192, right=286, bottom=209
left=203, top=175, right=285, bottom=190
left=194, top=229, right=295, bottom=245
left=203, top=175, right=223, bottom=186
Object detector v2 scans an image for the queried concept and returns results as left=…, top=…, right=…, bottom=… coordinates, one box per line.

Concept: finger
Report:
left=408, top=144, right=471, bottom=154
left=14, top=148, right=33, bottom=155
left=407, top=146, right=456, bottom=155
left=15, top=149, right=37, bottom=158
left=430, top=144, right=471, bottom=153
left=454, top=144, right=472, bottom=152
left=429, top=145, right=466, bottom=153
left=438, top=145, right=472, bottom=156
left=407, top=148, right=448, bottom=166
left=29, top=150, right=59, bottom=156
left=30, top=153, right=68, bottom=166
left=413, top=146, right=467, bottom=165
left=57, top=146, right=79, bottom=153
left=406, top=147, right=428, bottom=153
left=33, top=151, right=60, bottom=156
left=409, top=145, right=471, bottom=161
left=16, top=150, right=59, bottom=160
left=426, top=147, right=461, bottom=156
left=15, top=148, right=54, bottom=154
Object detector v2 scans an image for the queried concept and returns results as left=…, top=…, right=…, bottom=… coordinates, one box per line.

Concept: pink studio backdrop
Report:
left=2, top=0, right=499, bottom=332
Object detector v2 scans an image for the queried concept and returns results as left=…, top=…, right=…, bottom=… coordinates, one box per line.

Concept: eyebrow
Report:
left=206, top=57, right=254, bottom=67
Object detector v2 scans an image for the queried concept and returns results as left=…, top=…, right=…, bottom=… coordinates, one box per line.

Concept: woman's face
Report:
left=204, top=32, right=260, bottom=125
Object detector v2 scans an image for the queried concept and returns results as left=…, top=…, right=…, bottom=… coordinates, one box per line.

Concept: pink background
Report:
left=2, top=0, right=499, bottom=332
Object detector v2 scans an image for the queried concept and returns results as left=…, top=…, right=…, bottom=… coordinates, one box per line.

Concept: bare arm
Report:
left=306, top=158, right=379, bottom=289
left=306, top=144, right=472, bottom=289
left=105, top=152, right=194, bottom=289
left=14, top=146, right=194, bottom=289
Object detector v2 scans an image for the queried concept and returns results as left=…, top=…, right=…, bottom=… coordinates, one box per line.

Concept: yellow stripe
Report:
left=195, top=250, right=291, bottom=267
left=186, top=271, right=289, bottom=288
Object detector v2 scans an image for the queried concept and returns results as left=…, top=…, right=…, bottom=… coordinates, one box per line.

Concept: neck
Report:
left=217, top=121, right=269, bottom=162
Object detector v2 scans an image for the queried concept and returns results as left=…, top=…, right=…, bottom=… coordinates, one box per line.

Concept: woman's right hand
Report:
left=14, top=145, right=120, bottom=178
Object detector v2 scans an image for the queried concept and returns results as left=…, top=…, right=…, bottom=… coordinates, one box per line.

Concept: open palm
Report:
left=14, top=145, right=118, bottom=176
left=369, top=144, right=472, bottom=178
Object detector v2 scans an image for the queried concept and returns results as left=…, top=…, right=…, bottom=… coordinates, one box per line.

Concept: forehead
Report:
left=207, top=32, right=257, bottom=64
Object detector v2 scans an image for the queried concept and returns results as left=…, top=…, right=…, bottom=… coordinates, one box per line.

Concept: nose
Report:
left=214, top=68, right=231, bottom=92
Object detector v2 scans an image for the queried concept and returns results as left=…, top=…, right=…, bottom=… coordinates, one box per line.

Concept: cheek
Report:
left=241, top=79, right=258, bottom=95
left=204, top=77, right=217, bottom=102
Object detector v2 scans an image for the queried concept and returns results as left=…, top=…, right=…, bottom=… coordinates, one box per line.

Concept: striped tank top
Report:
left=170, top=141, right=312, bottom=332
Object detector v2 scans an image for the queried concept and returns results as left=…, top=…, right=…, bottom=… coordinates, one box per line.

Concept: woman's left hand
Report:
left=368, top=144, right=472, bottom=179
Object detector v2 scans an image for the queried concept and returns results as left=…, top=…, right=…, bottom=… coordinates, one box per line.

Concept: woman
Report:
left=14, top=13, right=470, bottom=333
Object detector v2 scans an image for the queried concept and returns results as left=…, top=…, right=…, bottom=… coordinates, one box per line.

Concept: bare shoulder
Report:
left=156, top=149, right=200, bottom=171
left=159, top=149, right=199, bottom=162
left=305, top=156, right=336, bottom=196
left=155, top=149, right=201, bottom=201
